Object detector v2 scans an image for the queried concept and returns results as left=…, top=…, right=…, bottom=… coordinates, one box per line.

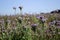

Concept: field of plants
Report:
left=0, top=12, right=60, bottom=40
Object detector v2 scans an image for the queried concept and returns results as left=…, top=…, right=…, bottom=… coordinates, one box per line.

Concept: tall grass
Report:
left=0, top=15, right=60, bottom=40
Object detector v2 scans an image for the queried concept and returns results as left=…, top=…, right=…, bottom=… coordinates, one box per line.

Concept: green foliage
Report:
left=47, top=15, right=56, bottom=22
left=31, top=16, right=38, bottom=23
left=0, top=14, right=60, bottom=40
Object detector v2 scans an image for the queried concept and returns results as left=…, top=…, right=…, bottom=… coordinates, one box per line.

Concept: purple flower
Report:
left=36, top=16, right=44, bottom=20
left=31, top=24, right=37, bottom=32
left=31, top=24, right=37, bottom=27
left=13, top=7, right=16, bottom=10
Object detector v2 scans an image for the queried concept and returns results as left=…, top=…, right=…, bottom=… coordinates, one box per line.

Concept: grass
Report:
left=0, top=14, right=60, bottom=40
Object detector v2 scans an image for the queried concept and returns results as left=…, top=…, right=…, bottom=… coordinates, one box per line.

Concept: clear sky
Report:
left=0, top=0, right=60, bottom=15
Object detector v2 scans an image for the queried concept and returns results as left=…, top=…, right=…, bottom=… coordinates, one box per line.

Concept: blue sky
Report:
left=0, top=0, right=60, bottom=15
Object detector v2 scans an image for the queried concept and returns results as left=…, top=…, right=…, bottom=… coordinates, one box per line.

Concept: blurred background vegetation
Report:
left=0, top=9, right=60, bottom=40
